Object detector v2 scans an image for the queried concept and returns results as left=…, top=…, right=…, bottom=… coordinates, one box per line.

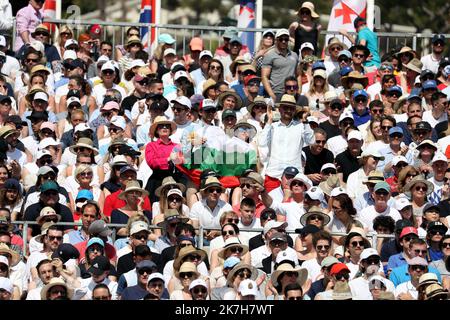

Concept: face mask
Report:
left=365, top=264, right=379, bottom=276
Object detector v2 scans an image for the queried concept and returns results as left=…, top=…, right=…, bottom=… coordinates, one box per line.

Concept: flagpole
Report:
left=366, top=0, right=374, bottom=30
left=255, top=0, right=263, bottom=49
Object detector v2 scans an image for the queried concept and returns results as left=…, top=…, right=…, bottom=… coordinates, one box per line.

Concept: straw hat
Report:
left=341, top=227, right=371, bottom=248
left=318, top=174, right=341, bottom=196
left=149, top=116, right=177, bottom=138
left=229, top=57, right=248, bottom=75
left=217, top=90, right=243, bottom=109
left=35, top=221, right=56, bottom=243
left=362, top=170, right=385, bottom=185
left=300, top=206, right=331, bottom=226
left=226, top=262, right=258, bottom=287
left=126, top=35, right=142, bottom=48
left=394, top=46, right=416, bottom=59
left=275, top=94, right=298, bottom=108
left=0, top=243, right=20, bottom=266
left=156, top=208, right=189, bottom=228
left=331, top=281, right=353, bottom=300
left=404, top=175, right=434, bottom=198
left=154, top=176, right=186, bottom=197
left=175, top=261, right=200, bottom=279
left=173, top=246, right=207, bottom=272
left=404, top=58, right=423, bottom=74
left=418, top=273, right=439, bottom=289
left=296, top=2, right=319, bottom=18
left=40, top=277, right=73, bottom=300
left=202, top=79, right=217, bottom=97
left=424, top=283, right=449, bottom=300
left=341, top=71, right=369, bottom=88
left=233, top=121, right=257, bottom=140
left=200, top=177, right=225, bottom=193
left=36, top=206, right=61, bottom=225
left=68, top=137, right=99, bottom=156
left=218, top=238, right=249, bottom=260
left=30, top=64, right=51, bottom=76
left=325, top=37, right=348, bottom=54
left=118, top=180, right=149, bottom=200
left=247, top=96, right=267, bottom=114
left=270, top=262, right=308, bottom=288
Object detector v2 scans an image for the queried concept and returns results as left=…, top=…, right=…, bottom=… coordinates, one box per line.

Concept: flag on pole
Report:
left=43, top=0, right=57, bottom=32
left=237, top=0, right=256, bottom=52
left=325, top=0, right=367, bottom=49
left=139, top=0, right=156, bottom=49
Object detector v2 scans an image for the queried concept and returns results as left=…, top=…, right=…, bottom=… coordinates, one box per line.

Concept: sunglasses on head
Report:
left=226, top=218, right=239, bottom=224
left=222, top=230, right=235, bottom=236
left=335, top=273, right=350, bottom=281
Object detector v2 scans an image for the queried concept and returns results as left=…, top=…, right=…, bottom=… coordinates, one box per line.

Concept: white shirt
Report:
left=250, top=245, right=271, bottom=268
left=74, top=277, right=118, bottom=300
left=346, top=168, right=369, bottom=199
left=268, top=186, right=284, bottom=203
left=270, top=200, right=305, bottom=231
left=349, top=276, right=395, bottom=300
left=366, top=82, right=382, bottom=101
left=394, top=281, right=418, bottom=299
left=1, top=55, right=20, bottom=80
left=302, top=258, right=322, bottom=282
left=259, top=120, right=314, bottom=179
left=438, top=135, right=450, bottom=153
left=358, top=205, right=402, bottom=232
left=189, top=198, right=233, bottom=229
left=428, top=176, right=444, bottom=193
left=26, top=251, right=49, bottom=281
left=423, top=110, right=447, bottom=128
left=92, top=83, right=127, bottom=106
left=326, top=135, right=347, bottom=157
left=170, top=122, right=193, bottom=144
left=420, top=54, right=440, bottom=74
left=6, top=148, right=26, bottom=167
left=324, top=59, right=339, bottom=76
left=345, top=261, right=360, bottom=280
left=237, top=218, right=261, bottom=245
left=26, top=285, right=43, bottom=300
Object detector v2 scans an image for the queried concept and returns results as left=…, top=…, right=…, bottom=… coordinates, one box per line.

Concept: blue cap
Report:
left=312, top=61, right=326, bottom=71
left=223, top=256, right=241, bottom=269
left=87, top=237, right=105, bottom=248
left=177, top=235, right=196, bottom=246
left=338, top=50, right=352, bottom=59
left=423, top=80, right=437, bottom=90
left=352, top=89, right=368, bottom=99
left=119, top=165, right=137, bottom=176
left=387, top=85, right=402, bottom=94
left=76, top=189, right=94, bottom=201
left=388, top=126, right=403, bottom=136
left=229, top=35, right=242, bottom=45
left=339, top=66, right=353, bottom=76
left=283, top=166, right=300, bottom=177
left=432, top=34, right=445, bottom=44
left=374, top=181, right=390, bottom=193
left=158, top=33, right=175, bottom=45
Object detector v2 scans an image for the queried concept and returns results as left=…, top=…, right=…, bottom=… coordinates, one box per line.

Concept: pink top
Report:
left=14, top=4, right=44, bottom=51
left=145, top=139, right=179, bottom=170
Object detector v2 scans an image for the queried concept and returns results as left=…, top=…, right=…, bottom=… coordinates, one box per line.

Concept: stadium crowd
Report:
left=0, top=0, right=449, bottom=301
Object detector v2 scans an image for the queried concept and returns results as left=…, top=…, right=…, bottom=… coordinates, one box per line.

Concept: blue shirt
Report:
left=387, top=252, right=407, bottom=271
left=428, top=248, right=444, bottom=261
left=389, top=264, right=441, bottom=287
left=357, top=27, right=380, bottom=68
left=351, top=108, right=371, bottom=126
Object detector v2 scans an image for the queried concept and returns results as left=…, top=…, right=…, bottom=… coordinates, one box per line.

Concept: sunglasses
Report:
left=403, top=235, right=418, bottom=242
left=157, top=124, right=171, bottom=130
left=354, top=54, right=365, bottom=58
left=315, top=140, right=326, bottom=145
left=316, top=245, right=330, bottom=251
left=226, top=218, right=239, bottom=224
left=429, top=230, right=444, bottom=236
left=338, top=58, right=350, bottom=63
left=138, top=268, right=153, bottom=275
left=179, top=272, right=194, bottom=278
left=210, top=65, right=221, bottom=70
left=355, top=97, right=367, bottom=103
left=186, top=254, right=201, bottom=261
left=79, top=171, right=93, bottom=177
left=414, top=249, right=428, bottom=255
left=102, top=112, right=112, bottom=118
left=207, top=188, right=222, bottom=194
left=192, top=287, right=207, bottom=294
left=410, top=265, right=427, bottom=272
left=34, top=32, right=48, bottom=37
left=261, top=212, right=276, bottom=220
left=26, top=58, right=39, bottom=63
left=88, top=246, right=103, bottom=253
left=172, top=107, right=186, bottom=112
left=351, top=241, right=365, bottom=248
left=330, top=104, right=343, bottom=110
left=278, top=37, right=290, bottom=43
left=283, top=271, right=298, bottom=277
left=168, top=196, right=181, bottom=202
left=48, top=236, right=63, bottom=241
left=381, top=125, right=393, bottom=130
left=414, top=186, right=428, bottom=192
left=335, top=273, right=350, bottom=281
left=285, top=85, right=298, bottom=90
left=414, top=130, right=428, bottom=136
left=237, top=269, right=252, bottom=278
left=291, top=181, right=305, bottom=187
left=39, top=158, right=53, bottom=166
left=330, top=46, right=343, bottom=51
left=222, top=230, right=235, bottom=236
left=133, top=234, right=148, bottom=241
left=108, top=127, right=121, bottom=133
left=102, top=70, right=114, bottom=75
left=375, top=191, right=389, bottom=196
left=240, top=183, right=252, bottom=189
left=137, top=80, right=149, bottom=86
left=366, top=257, right=380, bottom=265
left=168, top=222, right=178, bottom=228
left=287, top=296, right=302, bottom=300
left=229, top=246, right=244, bottom=254
left=388, top=92, right=400, bottom=98
left=390, top=133, right=403, bottom=139
left=309, top=215, right=324, bottom=221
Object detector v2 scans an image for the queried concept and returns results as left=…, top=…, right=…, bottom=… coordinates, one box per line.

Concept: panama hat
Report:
left=275, top=94, right=298, bottom=108
left=154, top=176, right=186, bottom=197
left=217, top=90, right=243, bottom=109
left=0, top=243, right=20, bottom=266
left=36, top=206, right=61, bottom=225
left=218, top=238, right=249, bottom=260
left=233, top=121, right=257, bottom=140
left=341, top=71, right=369, bottom=89
left=296, top=2, right=319, bottom=18
left=404, top=58, right=423, bottom=74
left=271, top=262, right=308, bottom=288
left=118, top=180, right=149, bottom=200
left=175, top=261, right=200, bottom=279
left=404, top=175, right=434, bottom=198
left=226, top=262, right=258, bottom=287
left=149, top=116, right=177, bottom=138
left=68, top=137, right=99, bottom=156
left=300, top=206, right=331, bottom=226
left=173, top=246, right=207, bottom=272
left=40, top=277, right=73, bottom=300
left=325, top=37, right=348, bottom=54
left=247, top=96, right=267, bottom=114
left=200, top=177, right=225, bottom=193
left=202, top=79, right=217, bottom=97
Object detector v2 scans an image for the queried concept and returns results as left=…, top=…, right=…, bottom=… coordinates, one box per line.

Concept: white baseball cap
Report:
left=129, top=59, right=146, bottom=69
left=63, top=50, right=77, bottom=61
left=66, top=96, right=81, bottom=107
left=339, top=112, right=354, bottom=123
left=291, top=173, right=312, bottom=189
left=347, top=130, right=363, bottom=141
left=64, top=39, right=78, bottom=48
left=275, top=249, right=298, bottom=265
left=29, top=40, right=45, bottom=54
left=307, top=116, right=319, bottom=124
left=0, top=35, right=6, bottom=47
left=163, top=48, right=176, bottom=57
left=101, top=61, right=115, bottom=72
left=392, top=155, right=408, bottom=166
left=189, top=278, right=207, bottom=291
left=0, top=277, right=13, bottom=294
left=0, top=255, right=9, bottom=267
left=330, top=187, right=347, bottom=197
left=395, top=197, right=412, bottom=211
left=305, top=186, right=325, bottom=202
left=130, top=221, right=149, bottom=235
left=199, top=50, right=213, bottom=60
left=300, top=42, right=314, bottom=52
left=170, top=61, right=185, bottom=72
left=96, top=55, right=110, bottom=65
left=171, top=96, right=192, bottom=109
left=108, top=116, right=126, bottom=130
left=238, top=279, right=258, bottom=297
left=33, top=91, right=48, bottom=102
left=36, top=149, right=52, bottom=160
left=432, top=152, right=447, bottom=164
left=39, top=137, right=60, bottom=149
left=74, top=123, right=92, bottom=133
left=174, top=70, right=189, bottom=81
left=147, top=272, right=165, bottom=284
left=321, top=163, right=337, bottom=172
left=275, top=28, right=290, bottom=38
left=360, top=248, right=379, bottom=260
left=263, top=220, right=288, bottom=235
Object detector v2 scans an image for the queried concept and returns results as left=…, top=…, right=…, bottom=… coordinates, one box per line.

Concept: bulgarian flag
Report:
left=176, top=126, right=257, bottom=188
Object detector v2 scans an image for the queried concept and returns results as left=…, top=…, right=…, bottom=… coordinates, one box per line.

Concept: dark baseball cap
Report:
left=221, top=109, right=237, bottom=120
left=149, top=99, right=169, bottom=111
left=119, top=144, right=141, bottom=158
left=295, top=224, right=320, bottom=236
left=26, top=111, right=49, bottom=122
left=70, top=58, right=86, bottom=71
left=0, top=95, right=12, bottom=104
left=283, top=166, right=299, bottom=177
left=414, top=121, right=432, bottom=132
left=427, top=221, right=448, bottom=234
left=431, top=34, right=445, bottom=44
left=395, top=219, right=413, bottom=232
left=51, top=243, right=80, bottom=263
left=6, top=115, right=27, bottom=127
left=40, top=181, right=59, bottom=193
left=87, top=256, right=110, bottom=275
left=136, top=260, right=157, bottom=270
left=119, top=165, right=137, bottom=176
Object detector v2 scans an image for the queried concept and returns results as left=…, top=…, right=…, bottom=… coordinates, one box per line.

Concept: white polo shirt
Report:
left=357, top=205, right=402, bottom=232
left=189, top=198, right=233, bottom=229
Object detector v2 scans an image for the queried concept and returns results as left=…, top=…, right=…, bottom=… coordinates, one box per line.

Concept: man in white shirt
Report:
left=0, top=125, right=26, bottom=167
left=169, top=96, right=193, bottom=144
left=26, top=259, right=56, bottom=300
left=302, top=230, right=332, bottom=282
left=394, top=257, right=429, bottom=300
left=190, top=50, right=212, bottom=93
left=423, top=91, right=448, bottom=127
left=349, top=248, right=395, bottom=300
left=428, top=152, right=448, bottom=204
left=92, top=61, right=127, bottom=106
left=358, top=182, right=402, bottom=232
left=73, top=255, right=118, bottom=300
left=236, top=198, right=261, bottom=245
left=420, top=34, right=446, bottom=74
left=259, top=94, right=314, bottom=192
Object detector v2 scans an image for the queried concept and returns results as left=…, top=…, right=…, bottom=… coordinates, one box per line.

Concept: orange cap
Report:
left=189, top=37, right=203, bottom=51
